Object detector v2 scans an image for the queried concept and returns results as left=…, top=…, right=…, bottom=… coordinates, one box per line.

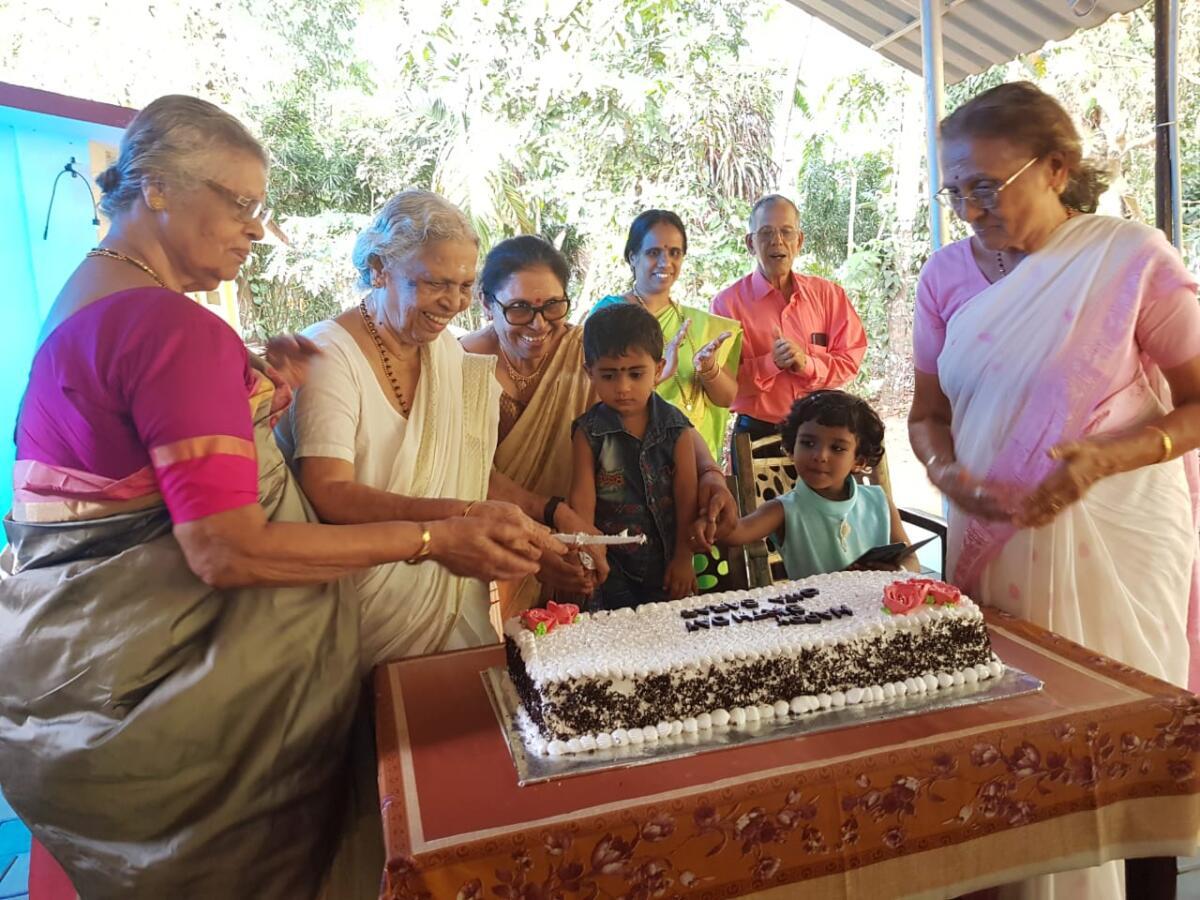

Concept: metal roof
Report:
left=785, top=0, right=1150, bottom=83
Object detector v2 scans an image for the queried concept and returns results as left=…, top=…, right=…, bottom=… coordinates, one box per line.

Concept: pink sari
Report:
left=940, top=215, right=1199, bottom=696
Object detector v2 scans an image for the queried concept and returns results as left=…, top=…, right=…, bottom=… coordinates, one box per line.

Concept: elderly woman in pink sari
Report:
left=909, top=81, right=1200, bottom=900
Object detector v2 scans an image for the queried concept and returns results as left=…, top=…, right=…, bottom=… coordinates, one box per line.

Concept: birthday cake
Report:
left=504, top=571, right=1002, bottom=756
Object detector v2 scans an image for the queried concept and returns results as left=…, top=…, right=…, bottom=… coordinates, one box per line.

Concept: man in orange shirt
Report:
left=711, top=194, right=868, bottom=463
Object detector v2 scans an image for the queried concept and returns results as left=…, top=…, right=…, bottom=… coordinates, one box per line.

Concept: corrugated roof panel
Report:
left=786, top=0, right=1150, bottom=83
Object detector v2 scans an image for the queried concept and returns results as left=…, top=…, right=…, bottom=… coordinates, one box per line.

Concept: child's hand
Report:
left=664, top=550, right=698, bottom=600
left=689, top=517, right=714, bottom=552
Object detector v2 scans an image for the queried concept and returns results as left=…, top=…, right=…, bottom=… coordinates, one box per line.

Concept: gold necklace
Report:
left=359, top=301, right=413, bottom=417
left=634, top=290, right=704, bottom=413
left=497, top=340, right=550, bottom=395
left=86, top=247, right=166, bottom=287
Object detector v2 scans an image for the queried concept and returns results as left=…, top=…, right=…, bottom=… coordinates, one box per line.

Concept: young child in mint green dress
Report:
left=716, top=390, right=919, bottom=578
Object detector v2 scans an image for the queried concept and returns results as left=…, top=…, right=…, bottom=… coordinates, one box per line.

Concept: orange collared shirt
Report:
left=711, top=270, right=867, bottom=423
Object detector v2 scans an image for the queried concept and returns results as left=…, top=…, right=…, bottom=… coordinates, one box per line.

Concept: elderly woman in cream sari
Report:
left=278, top=191, right=574, bottom=665
left=910, top=82, right=1200, bottom=900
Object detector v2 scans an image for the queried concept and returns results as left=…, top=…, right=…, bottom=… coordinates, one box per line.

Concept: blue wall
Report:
left=0, top=109, right=122, bottom=515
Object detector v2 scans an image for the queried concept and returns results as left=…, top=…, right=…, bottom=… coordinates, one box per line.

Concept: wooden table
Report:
left=374, top=610, right=1200, bottom=899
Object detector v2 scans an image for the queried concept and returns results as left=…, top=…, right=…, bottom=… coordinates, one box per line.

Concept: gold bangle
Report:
left=405, top=525, right=433, bottom=565
left=462, top=500, right=479, bottom=517
left=1146, top=425, right=1173, bottom=463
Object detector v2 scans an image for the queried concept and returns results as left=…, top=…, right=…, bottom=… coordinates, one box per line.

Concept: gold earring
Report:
left=149, top=198, right=165, bottom=211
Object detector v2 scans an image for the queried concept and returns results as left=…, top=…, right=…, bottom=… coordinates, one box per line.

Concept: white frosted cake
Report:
left=504, top=571, right=1002, bottom=756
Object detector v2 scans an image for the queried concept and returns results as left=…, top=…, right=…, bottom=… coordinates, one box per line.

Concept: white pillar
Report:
left=921, top=0, right=947, bottom=250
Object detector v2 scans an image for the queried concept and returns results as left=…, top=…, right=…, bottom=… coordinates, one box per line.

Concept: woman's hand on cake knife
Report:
left=463, top=499, right=531, bottom=527
left=535, top=503, right=608, bottom=593
left=554, top=503, right=609, bottom=583
left=425, top=517, right=563, bottom=582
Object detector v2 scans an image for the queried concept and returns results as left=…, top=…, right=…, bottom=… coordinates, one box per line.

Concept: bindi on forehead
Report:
left=642, top=228, right=684, bottom=251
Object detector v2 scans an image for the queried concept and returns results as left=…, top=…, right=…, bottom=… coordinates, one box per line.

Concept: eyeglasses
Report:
left=204, top=179, right=272, bottom=224
left=406, top=278, right=475, bottom=302
left=489, top=296, right=571, bottom=326
left=935, top=157, right=1038, bottom=212
left=752, top=226, right=799, bottom=243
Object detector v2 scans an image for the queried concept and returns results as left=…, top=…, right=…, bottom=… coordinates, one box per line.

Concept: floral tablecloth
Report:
left=374, top=610, right=1200, bottom=899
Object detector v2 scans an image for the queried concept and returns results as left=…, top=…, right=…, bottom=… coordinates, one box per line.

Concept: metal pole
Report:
left=921, top=0, right=947, bottom=250
left=1154, top=0, right=1181, bottom=249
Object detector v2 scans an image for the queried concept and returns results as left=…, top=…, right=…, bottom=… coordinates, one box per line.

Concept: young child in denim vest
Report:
left=713, top=390, right=919, bottom=578
left=570, top=303, right=699, bottom=609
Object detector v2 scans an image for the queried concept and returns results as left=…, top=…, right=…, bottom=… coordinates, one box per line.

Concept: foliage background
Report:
left=2, top=0, right=1196, bottom=414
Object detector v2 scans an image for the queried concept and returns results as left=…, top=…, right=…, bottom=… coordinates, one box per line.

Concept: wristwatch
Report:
left=543, top=495, right=565, bottom=528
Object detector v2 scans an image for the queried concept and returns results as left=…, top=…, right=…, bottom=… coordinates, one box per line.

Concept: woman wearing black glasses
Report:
left=463, top=235, right=742, bottom=617
left=461, top=235, right=606, bottom=614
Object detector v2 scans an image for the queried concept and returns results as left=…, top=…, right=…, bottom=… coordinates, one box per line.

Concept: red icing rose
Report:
left=520, top=602, right=582, bottom=635
left=520, top=608, right=557, bottom=635
left=882, top=581, right=926, bottom=615
left=923, top=580, right=962, bottom=605
left=545, top=601, right=581, bottom=626
left=882, top=579, right=961, bottom=615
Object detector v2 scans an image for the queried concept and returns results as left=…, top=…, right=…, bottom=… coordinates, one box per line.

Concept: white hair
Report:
left=96, top=94, right=266, bottom=218
left=351, top=190, right=479, bottom=289
left=748, top=194, right=801, bottom=232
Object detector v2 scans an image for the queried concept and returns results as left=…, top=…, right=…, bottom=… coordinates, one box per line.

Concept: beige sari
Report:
left=492, top=325, right=595, bottom=616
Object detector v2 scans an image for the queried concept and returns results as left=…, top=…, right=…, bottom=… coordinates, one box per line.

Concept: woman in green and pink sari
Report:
left=592, top=209, right=742, bottom=462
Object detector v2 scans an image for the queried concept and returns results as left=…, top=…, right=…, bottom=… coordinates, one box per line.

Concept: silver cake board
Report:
left=481, top=665, right=1043, bottom=786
